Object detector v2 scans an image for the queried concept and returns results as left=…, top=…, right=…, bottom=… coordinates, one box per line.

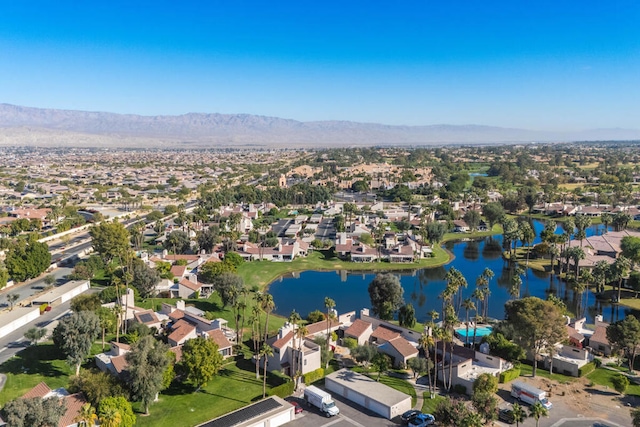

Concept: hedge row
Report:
left=303, top=368, right=325, bottom=385
left=578, top=362, right=596, bottom=377
left=499, top=368, right=521, bottom=383
left=268, top=381, right=295, bottom=398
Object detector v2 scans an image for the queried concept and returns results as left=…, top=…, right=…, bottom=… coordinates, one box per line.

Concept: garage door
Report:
left=368, top=399, right=388, bottom=418
left=346, top=389, right=366, bottom=407
left=270, top=411, right=293, bottom=427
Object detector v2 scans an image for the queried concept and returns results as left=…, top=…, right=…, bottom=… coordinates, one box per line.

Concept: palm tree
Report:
left=578, top=269, right=593, bottom=318
left=260, top=293, right=275, bottom=343
left=512, top=402, right=526, bottom=427
left=510, top=275, right=522, bottom=300
left=419, top=332, right=435, bottom=397
left=529, top=401, right=549, bottom=427
left=260, top=343, right=274, bottom=398
left=462, top=298, right=475, bottom=348
left=288, top=310, right=301, bottom=381
left=519, top=221, right=535, bottom=268
left=433, top=324, right=447, bottom=391
left=593, top=260, right=610, bottom=294
left=574, top=215, right=592, bottom=247
left=74, top=403, right=97, bottom=427
left=471, top=288, right=484, bottom=345
left=568, top=246, right=586, bottom=278
left=613, top=256, right=631, bottom=302
left=481, top=267, right=494, bottom=319
left=324, top=296, right=336, bottom=345
left=601, top=212, right=612, bottom=234
left=295, top=324, right=309, bottom=390
left=99, top=407, right=122, bottom=427
left=248, top=309, right=261, bottom=379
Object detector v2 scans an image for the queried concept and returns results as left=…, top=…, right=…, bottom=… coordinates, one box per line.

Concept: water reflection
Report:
left=269, top=221, right=637, bottom=324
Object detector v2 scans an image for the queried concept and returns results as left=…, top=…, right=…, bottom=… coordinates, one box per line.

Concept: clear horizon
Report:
left=1, top=1, right=639, bottom=131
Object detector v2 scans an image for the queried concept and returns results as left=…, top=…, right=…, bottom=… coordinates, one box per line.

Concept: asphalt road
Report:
left=0, top=267, right=73, bottom=308
left=0, top=300, right=72, bottom=365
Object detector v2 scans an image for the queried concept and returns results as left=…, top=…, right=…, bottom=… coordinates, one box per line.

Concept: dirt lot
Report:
left=498, top=375, right=637, bottom=427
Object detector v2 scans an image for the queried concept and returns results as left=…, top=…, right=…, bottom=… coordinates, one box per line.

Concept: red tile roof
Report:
left=179, top=277, right=201, bottom=291
left=59, top=393, right=87, bottom=427
left=207, top=329, right=232, bottom=350
left=345, top=319, right=372, bottom=338
left=371, top=326, right=401, bottom=342
left=305, top=318, right=341, bottom=336
left=21, top=381, right=51, bottom=399
left=388, top=336, right=419, bottom=358
left=590, top=326, right=609, bottom=345
left=168, top=319, right=196, bottom=344
left=168, top=309, right=185, bottom=321
left=111, top=354, right=129, bottom=375
left=170, top=265, right=187, bottom=277
left=272, top=331, right=294, bottom=349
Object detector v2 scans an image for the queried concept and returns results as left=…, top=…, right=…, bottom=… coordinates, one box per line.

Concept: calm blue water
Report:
left=269, top=220, right=636, bottom=324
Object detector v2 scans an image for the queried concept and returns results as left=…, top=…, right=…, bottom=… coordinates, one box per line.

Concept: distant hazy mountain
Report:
left=0, top=103, right=638, bottom=148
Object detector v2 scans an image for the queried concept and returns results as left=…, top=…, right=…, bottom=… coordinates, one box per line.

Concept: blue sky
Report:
left=1, top=1, right=638, bottom=130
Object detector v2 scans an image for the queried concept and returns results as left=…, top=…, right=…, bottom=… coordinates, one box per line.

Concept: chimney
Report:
left=176, top=300, right=186, bottom=311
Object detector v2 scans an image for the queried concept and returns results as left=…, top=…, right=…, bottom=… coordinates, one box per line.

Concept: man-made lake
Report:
left=269, top=220, right=637, bottom=324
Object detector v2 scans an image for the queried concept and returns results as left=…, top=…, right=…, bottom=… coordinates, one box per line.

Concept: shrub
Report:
left=453, top=384, right=467, bottom=395
left=473, top=373, right=498, bottom=395
left=578, top=362, right=596, bottom=377
left=39, top=304, right=49, bottom=314
left=612, top=374, right=629, bottom=394
left=499, top=368, right=521, bottom=383
left=303, top=368, right=325, bottom=385
left=593, top=357, right=602, bottom=368
left=268, top=381, right=295, bottom=398
left=343, top=337, right=358, bottom=350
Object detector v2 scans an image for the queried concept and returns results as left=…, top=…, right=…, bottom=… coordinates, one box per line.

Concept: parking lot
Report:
left=284, top=392, right=400, bottom=427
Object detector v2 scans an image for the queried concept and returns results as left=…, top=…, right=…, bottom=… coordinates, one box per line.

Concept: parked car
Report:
left=290, top=401, right=303, bottom=414
left=498, top=409, right=515, bottom=424
left=408, top=413, right=435, bottom=427
left=401, top=409, right=422, bottom=425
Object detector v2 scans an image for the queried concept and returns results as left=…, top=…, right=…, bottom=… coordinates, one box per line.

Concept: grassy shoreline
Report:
left=238, top=225, right=503, bottom=291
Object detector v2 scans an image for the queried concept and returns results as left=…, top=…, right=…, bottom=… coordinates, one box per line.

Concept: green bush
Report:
left=499, top=368, right=521, bottom=383
left=593, top=357, right=602, bottom=368
left=303, top=368, right=325, bottom=384
left=452, top=384, right=467, bottom=395
left=268, top=381, right=295, bottom=398
left=578, top=362, right=596, bottom=377
left=612, top=374, right=629, bottom=394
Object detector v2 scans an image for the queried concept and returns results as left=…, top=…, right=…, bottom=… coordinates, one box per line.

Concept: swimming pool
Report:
left=455, top=326, right=493, bottom=337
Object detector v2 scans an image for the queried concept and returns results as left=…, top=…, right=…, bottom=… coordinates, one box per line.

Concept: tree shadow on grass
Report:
left=0, top=344, right=69, bottom=377
left=161, top=381, right=197, bottom=396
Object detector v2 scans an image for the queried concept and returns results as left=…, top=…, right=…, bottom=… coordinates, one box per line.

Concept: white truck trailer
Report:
left=304, top=385, right=340, bottom=417
left=511, top=381, right=553, bottom=409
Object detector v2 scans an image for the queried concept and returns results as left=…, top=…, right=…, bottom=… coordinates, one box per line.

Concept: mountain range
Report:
left=0, top=103, right=639, bottom=148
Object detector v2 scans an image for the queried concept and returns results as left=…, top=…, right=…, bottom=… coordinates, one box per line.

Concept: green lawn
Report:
left=236, top=246, right=451, bottom=290
left=0, top=343, right=287, bottom=427
left=421, top=392, right=445, bottom=414
left=0, top=344, right=73, bottom=406
left=135, top=357, right=286, bottom=427
left=137, top=291, right=287, bottom=335
left=518, top=364, right=577, bottom=384
left=586, top=368, right=640, bottom=397
left=442, top=224, right=503, bottom=243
